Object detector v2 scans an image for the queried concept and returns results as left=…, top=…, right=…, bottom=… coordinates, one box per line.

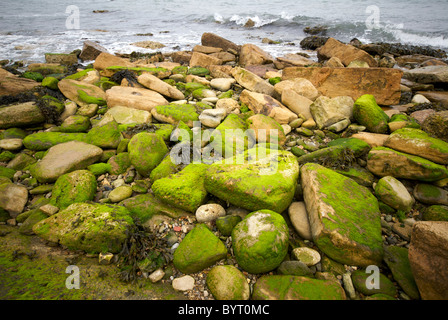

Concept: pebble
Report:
left=172, top=275, right=195, bottom=291
left=195, top=203, right=226, bottom=223
left=291, top=247, right=321, bottom=266
left=149, top=268, right=165, bottom=283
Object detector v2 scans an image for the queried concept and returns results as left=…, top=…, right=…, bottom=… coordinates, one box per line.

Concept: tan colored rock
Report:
left=132, top=40, right=165, bottom=49
left=403, top=65, right=448, bottom=84
left=282, top=67, right=403, bottom=105
left=281, top=90, right=313, bottom=119
left=45, top=53, right=78, bottom=65
left=239, top=90, right=297, bottom=124
left=416, top=91, right=448, bottom=109
left=408, top=221, right=448, bottom=300
left=247, top=114, right=286, bottom=145
left=0, top=183, right=28, bottom=217
left=323, top=56, right=345, bottom=68
left=0, top=68, right=40, bottom=96
left=171, top=51, right=192, bottom=65
left=275, top=54, right=315, bottom=68
left=105, top=86, right=168, bottom=112
left=288, top=202, right=312, bottom=241
left=0, top=102, right=45, bottom=129
left=58, top=79, right=107, bottom=108
left=93, top=52, right=134, bottom=77
left=274, top=78, right=319, bottom=101
left=215, top=98, right=240, bottom=115
left=79, top=40, right=109, bottom=61
left=239, top=44, right=274, bottom=67
left=209, top=65, right=234, bottom=78
left=193, top=45, right=223, bottom=54
left=138, top=73, right=185, bottom=100
left=351, top=132, right=390, bottom=147
left=210, top=51, right=236, bottom=63
left=231, top=67, right=276, bottom=97
left=317, top=37, right=378, bottom=67
left=201, top=33, right=240, bottom=53
left=189, top=51, right=223, bottom=68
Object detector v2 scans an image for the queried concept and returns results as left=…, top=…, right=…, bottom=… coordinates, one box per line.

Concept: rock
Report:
left=128, top=132, right=168, bottom=177
left=231, top=67, right=276, bottom=97
left=422, top=111, right=448, bottom=143
left=193, top=45, right=223, bottom=54
left=347, top=60, right=370, bottom=68
left=275, top=54, right=315, bottom=68
left=33, top=202, right=134, bottom=253
left=374, top=176, right=415, bottom=212
left=282, top=67, right=403, bottom=105
left=151, top=104, right=199, bottom=127
left=231, top=210, right=289, bottom=274
left=281, top=90, right=313, bottom=119
left=277, top=260, right=314, bottom=277
left=215, top=98, right=240, bottom=115
left=323, top=56, right=345, bottom=68
left=30, top=141, right=103, bottom=183
left=87, top=120, right=122, bottom=149
left=288, top=202, right=312, bottom=240
left=310, top=96, right=354, bottom=129
left=292, top=247, right=321, bottom=267
left=18, top=209, right=48, bottom=235
left=199, top=108, right=226, bottom=128
left=93, top=52, right=134, bottom=76
left=423, top=205, right=448, bottom=222
left=206, top=265, right=250, bottom=300
left=408, top=221, right=448, bottom=300
left=0, top=139, right=23, bottom=151
left=39, top=204, right=59, bottom=216
left=351, top=132, right=390, bottom=147
left=189, top=52, right=222, bottom=69
left=403, top=65, right=448, bottom=84
left=416, top=91, right=448, bottom=109
left=384, top=128, right=448, bottom=165
left=0, top=183, right=28, bottom=217
left=351, top=269, right=397, bottom=297
left=79, top=40, right=109, bottom=61
left=300, top=163, right=383, bottom=267
left=109, top=185, right=133, bottom=203
left=99, top=106, right=151, bottom=125
left=275, top=78, right=319, bottom=101
left=383, top=246, right=420, bottom=300
left=201, top=33, right=240, bottom=53
left=0, top=68, right=40, bottom=96
left=239, top=44, right=274, bottom=67
left=411, top=94, right=431, bottom=104
left=246, top=114, right=286, bottom=145
left=367, top=147, right=448, bottom=182
left=50, top=170, right=97, bottom=210
left=60, top=115, right=90, bottom=133
left=45, top=53, right=78, bottom=65
left=7, top=153, right=36, bottom=171
left=353, top=94, right=389, bottom=134
left=252, top=275, right=346, bottom=300
left=27, top=63, right=67, bottom=76
left=173, top=223, right=227, bottom=274
left=105, top=86, right=169, bottom=112
left=239, top=90, right=297, bottom=125
left=195, top=204, right=226, bottom=223
left=132, top=40, right=165, bottom=49
left=138, top=73, right=185, bottom=100
left=22, top=132, right=89, bottom=151
left=317, top=38, right=378, bottom=67
left=413, top=184, right=448, bottom=206
left=210, top=78, right=236, bottom=92
left=58, top=79, right=106, bottom=108
left=172, top=275, right=195, bottom=291
left=215, top=215, right=242, bottom=236
left=0, top=102, right=45, bottom=129
left=204, top=146, right=299, bottom=213
left=152, top=163, right=208, bottom=213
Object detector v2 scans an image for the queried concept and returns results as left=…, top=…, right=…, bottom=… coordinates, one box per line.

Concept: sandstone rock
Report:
left=353, top=94, right=389, bottom=134
left=282, top=67, right=403, bottom=105
left=374, top=176, right=415, bottom=212
left=105, top=86, right=169, bottom=112
left=132, top=40, right=165, bottom=49
left=351, top=132, right=390, bottom=147
left=189, top=52, right=222, bottom=69
left=310, top=96, right=354, bottom=129
left=239, top=44, right=274, bottom=67
left=408, top=221, right=448, bottom=300
left=413, top=184, right=448, bottom=206
left=215, top=98, right=240, bottom=115
left=93, top=52, right=134, bottom=77
left=199, top=108, right=226, bottom=128
left=0, top=183, right=28, bottom=217
left=323, top=56, right=345, bottom=68
left=79, top=40, right=109, bottom=61
left=280, top=90, right=313, bottom=119
left=275, top=54, right=315, bottom=68
left=172, top=275, right=195, bottom=291
left=317, top=38, right=378, bottom=67
left=247, top=113, right=286, bottom=145
left=58, top=79, right=107, bottom=108
left=0, top=68, right=40, bottom=96
left=403, top=65, right=448, bottom=84
left=206, top=265, right=250, bottom=300
left=128, top=132, right=168, bottom=177
left=274, top=78, right=319, bottom=101
left=45, top=53, right=78, bottom=65
left=195, top=204, right=226, bottom=223
left=288, top=202, right=312, bottom=240
left=210, top=78, right=236, bottom=91
left=98, top=105, right=151, bottom=125
left=201, top=33, right=240, bottom=53
left=0, top=102, right=45, bottom=129
left=138, top=73, right=185, bottom=100
left=231, top=67, right=276, bottom=97
left=193, top=45, right=223, bottom=54
left=422, top=111, right=448, bottom=143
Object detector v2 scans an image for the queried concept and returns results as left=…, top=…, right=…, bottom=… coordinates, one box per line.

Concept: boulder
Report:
left=105, top=86, right=168, bottom=112
left=138, top=73, right=185, bottom=100
left=204, top=146, right=299, bottom=213
left=201, top=33, right=240, bottom=53
left=231, top=210, right=289, bottom=274
left=206, top=265, right=250, bottom=300
left=0, top=183, right=28, bottom=217
left=353, top=94, right=389, bottom=134
left=300, top=163, right=383, bottom=267
left=231, top=67, right=276, bottom=97
left=22, top=132, right=89, bottom=151
left=0, top=68, right=40, bottom=96
left=403, top=65, right=448, bottom=84
left=93, top=52, right=134, bottom=76
left=239, top=44, right=274, bottom=67
left=374, top=176, right=415, bottom=212
left=282, top=67, right=403, bottom=105
left=280, top=89, right=313, bottom=119
left=252, top=275, right=346, bottom=300
left=422, top=111, right=448, bottom=143
left=317, top=38, right=378, bottom=67
left=30, top=141, right=103, bottom=183
left=247, top=114, right=286, bottom=145
left=275, top=54, right=315, bottom=68
left=79, top=40, right=109, bottom=61
left=189, top=52, right=222, bottom=69
left=151, top=104, right=199, bottom=127
left=173, top=223, right=227, bottom=274
left=58, top=79, right=107, bottom=108
left=413, top=184, right=448, bottom=206
left=128, top=132, right=168, bottom=177
left=98, top=105, right=151, bottom=125
left=33, top=202, right=134, bottom=254
left=367, top=147, right=448, bottom=182
left=408, top=221, right=448, bottom=300
left=274, top=78, right=319, bottom=101
left=310, top=96, right=354, bottom=129
left=0, top=102, right=45, bottom=129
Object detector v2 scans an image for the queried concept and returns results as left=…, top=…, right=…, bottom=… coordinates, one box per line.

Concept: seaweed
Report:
left=110, top=69, right=138, bottom=87
left=128, top=51, right=164, bottom=63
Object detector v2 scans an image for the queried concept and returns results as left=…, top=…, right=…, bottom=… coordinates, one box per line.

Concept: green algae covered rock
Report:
left=375, top=176, right=415, bottom=212
left=205, top=146, right=299, bottom=213
left=18, top=209, right=48, bottom=235
left=216, top=215, right=242, bottom=236
left=206, top=265, right=250, bottom=300
left=60, top=115, right=91, bottom=133
left=252, top=275, right=346, bottom=300
left=353, top=94, right=389, bottom=134
left=33, top=202, right=134, bottom=254
left=351, top=269, right=398, bottom=297
left=173, top=223, right=227, bottom=274
left=232, top=210, right=289, bottom=274
left=87, top=163, right=112, bottom=176
left=41, top=76, right=59, bottom=90
left=151, top=104, right=199, bottom=127
left=300, top=163, right=383, bottom=267
left=107, top=152, right=131, bottom=175
left=87, top=121, right=122, bottom=149
left=423, top=205, right=448, bottom=222
left=149, top=155, right=181, bottom=182
left=128, top=132, right=168, bottom=177
left=23, top=132, right=89, bottom=151
left=327, top=137, right=371, bottom=157
left=50, top=170, right=97, bottom=210
left=151, top=163, right=208, bottom=213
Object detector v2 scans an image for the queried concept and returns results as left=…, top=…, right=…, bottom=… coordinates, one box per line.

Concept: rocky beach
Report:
left=0, top=29, right=448, bottom=303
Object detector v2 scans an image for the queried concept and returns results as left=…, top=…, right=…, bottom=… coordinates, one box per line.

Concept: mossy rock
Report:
left=276, top=260, right=314, bottom=277
left=184, top=82, right=208, bottom=94
left=1, top=128, right=29, bottom=140
left=87, top=121, right=122, bottom=149
left=187, top=67, right=210, bottom=77
left=351, top=269, right=397, bottom=297
left=375, top=176, right=414, bottom=212
left=205, top=146, right=299, bottom=213
left=423, top=205, right=448, bottom=222
left=32, top=202, right=134, bottom=254
left=59, top=115, right=91, bottom=133
left=173, top=223, right=227, bottom=274
left=353, top=94, right=389, bottom=134
left=152, top=104, right=200, bottom=127
left=22, top=72, right=44, bottom=82
left=334, top=166, right=375, bottom=187
left=151, top=163, right=208, bottom=213
left=172, top=65, right=188, bottom=76
left=49, top=170, right=97, bottom=210
left=22, top=132, right=89, bottom=151
left=149, top=155, right=181, bottom=182
left=297, top=145, right=356, bottom=168
left=18, top=209, right=48, bottom=235
left=232, top=210, right=289, bottom=274
left=268, top=77, right=282, bottom=85
left=106, top=152, right=131, bottom=175
left=64, top=68, right=95, bottom=81
left=206, top=265, right=250, bottom=300
left=41, top=77, right=59, bottom=90
left=218, top=90, right=234, bottom=99
left=0, top=167, right=16, bottom=179
left=128, top=132, right=169, bottom=177
left=327, top=137, right=371, bottom=157
left=87, top=163, right=112, bottom=176
left=252, top=275, right=346, bottom=300
left=215, top=215, right=242, bottom=236
left=7, top=153, right=36, bottom=171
